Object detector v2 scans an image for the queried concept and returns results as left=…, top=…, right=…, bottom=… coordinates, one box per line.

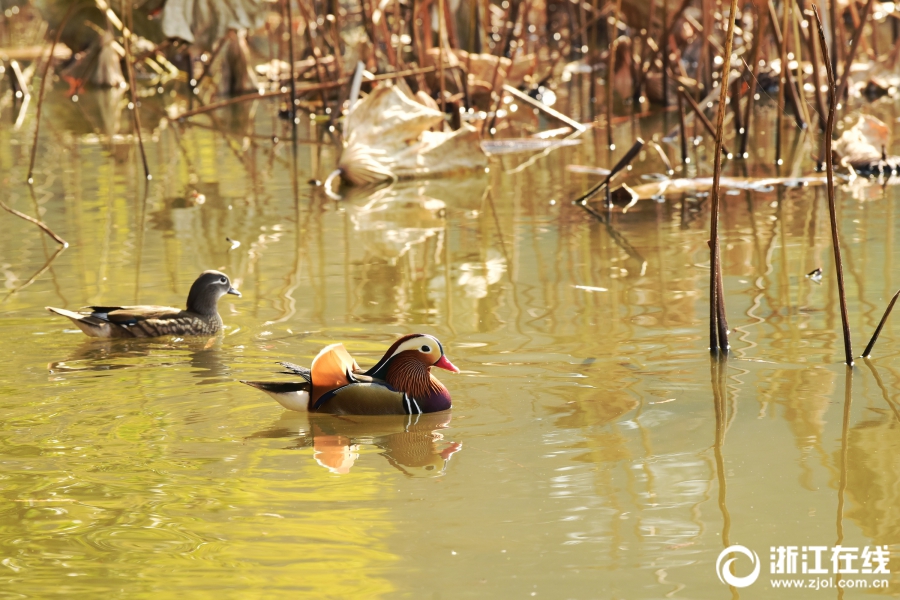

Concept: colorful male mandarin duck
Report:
left=242, top=334, right=459, bottom=415
left=46, top=270, right=241, bottom=338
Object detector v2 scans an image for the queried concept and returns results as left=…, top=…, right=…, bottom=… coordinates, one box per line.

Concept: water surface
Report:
left=2, top=87, right=900, bottom=598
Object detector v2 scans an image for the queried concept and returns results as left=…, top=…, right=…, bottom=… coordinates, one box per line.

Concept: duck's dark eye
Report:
left=219, top=277, right=227, bottom=284
left=421, top=345, right=431, bottom=353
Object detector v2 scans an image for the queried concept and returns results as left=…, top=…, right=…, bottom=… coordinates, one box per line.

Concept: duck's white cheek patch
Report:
left=388, top=336, right=441, bottom=360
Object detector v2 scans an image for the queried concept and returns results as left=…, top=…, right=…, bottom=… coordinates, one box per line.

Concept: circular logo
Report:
left=716, top=545, right=761, bottom=588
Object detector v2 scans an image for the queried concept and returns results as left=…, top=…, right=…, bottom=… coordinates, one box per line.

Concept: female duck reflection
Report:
left=247, top=411, right=462, bottom=477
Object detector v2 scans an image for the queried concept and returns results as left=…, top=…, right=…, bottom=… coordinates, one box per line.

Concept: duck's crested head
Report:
left=186, top=270, right=241, bottom=314
left=368, top=333, right=459, bottom=378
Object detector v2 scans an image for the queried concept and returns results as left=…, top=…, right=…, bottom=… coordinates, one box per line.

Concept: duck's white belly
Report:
left=264, top=389, right=310, bottom=412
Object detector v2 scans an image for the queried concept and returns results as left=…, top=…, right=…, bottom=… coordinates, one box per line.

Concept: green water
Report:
left=2, top=88, right=900, bottom=598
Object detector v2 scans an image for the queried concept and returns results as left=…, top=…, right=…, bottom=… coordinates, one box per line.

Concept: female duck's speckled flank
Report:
left=242, top=333, right=459, bottom=415
left=46, top=270, right=241, bottom=338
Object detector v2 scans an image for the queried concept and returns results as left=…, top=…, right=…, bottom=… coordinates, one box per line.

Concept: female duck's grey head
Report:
left=186, top=270, right=241, bottom=314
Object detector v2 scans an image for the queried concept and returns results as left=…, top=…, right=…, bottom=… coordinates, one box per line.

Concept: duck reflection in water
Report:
left=47, top=336, right=229, bottom=383
left=247, top=411, right=462, bottom=477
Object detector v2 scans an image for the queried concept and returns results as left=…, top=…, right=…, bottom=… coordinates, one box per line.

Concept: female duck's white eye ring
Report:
left=421, top=345, right=432, bottom=353
left=220, top=277, right=227, bottom=284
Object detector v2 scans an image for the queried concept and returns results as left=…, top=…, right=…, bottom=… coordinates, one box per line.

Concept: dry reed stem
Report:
left=121, top=0, right=150, bottom=180
left=573, top=138, right=644, bottom=210
left=193, top=36, right=227, bottom=90
left=678, top=87, right=731, bottom=157
left=790, top=3, right=812, bottom=128
left=27, top=0, right=89, bottom=184
left=774, top=0, right=790, bottom=166
left=284, top=0, right=298, bottom=130
left=636, top=0, right=690, bottom=90
left=699, top=0, right=711, bottom=91
left=0, top=243, right=66, bottom=303
left=0, top=199, right=68, bottom=247
left=484, top=0, right=528, bottom=135
left=730, top=69, right=742, bottom=142
left=708, top=0, right=739, bottom=353
left=606, top=7, right=616, bottom=150
left=766, top=0, right=808, bottom=131
left=502, top=85, right=585, bottom=131
left=438, top=0, right=446, bottom=113
left=801, top=4, right=828, bottom=131
left=295, top=0, right=331, bottom=109
left=482, top=0, right=513, bottom=135
left=740, top=5, right=765, bottom=157
left=829, top=0, right=839, bottom=73
left=677, top=86, right=688, bottom=165
left=812, top=5, right=853, bottom=366
left=661, top=0, right=669, bottom=105
left=862, top=289, right=900, bottom=358
left=835, top=0, right=875, bottom=104
left=173, top=66, right=448, bottom=120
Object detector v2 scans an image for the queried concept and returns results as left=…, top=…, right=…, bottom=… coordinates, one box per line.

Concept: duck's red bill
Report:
left=434, top=356, right=460, bottom=373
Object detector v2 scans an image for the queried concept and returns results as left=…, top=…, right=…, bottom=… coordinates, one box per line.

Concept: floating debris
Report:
left=806, top=268, right=823, bottom=284
left=834, top=115, right=900, bottom=175
left=566, top=165, right=612, bottom=176
left=617, top=175, right=831, bottom=200
left=338, top=85, right=487, bottom=186
left=226, top=237, right=241, bottom=251
left=481, top=139, right=581, bottom=155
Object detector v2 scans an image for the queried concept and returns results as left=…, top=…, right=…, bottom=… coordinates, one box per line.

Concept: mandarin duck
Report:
left=46, top=270, right=241, bottom=338
left=242, top=333, right=458, bottom=415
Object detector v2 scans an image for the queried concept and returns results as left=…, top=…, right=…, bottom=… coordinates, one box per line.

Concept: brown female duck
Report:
left=242, top=333, right=459, bottom=415
left=46, top=270, right=241, bottom=338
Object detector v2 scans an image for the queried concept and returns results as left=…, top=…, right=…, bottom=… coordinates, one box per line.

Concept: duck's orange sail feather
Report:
left=310, top=344, right=359, bottom=405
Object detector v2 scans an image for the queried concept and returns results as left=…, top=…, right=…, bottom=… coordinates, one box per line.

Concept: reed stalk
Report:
left=285, top=0, right=298, bottom=131
left=829, top=0, right=839, bottom=73
left=635, top=0, right=690, bottom=93
left=438, top=0, right=446, bottom=113
left=678, top=87, right=731, bottom=158
left=27, top=0, right=89, bottom=184
left=606, top=20, right=615, bottom=150
left=834, top=0, right=875, bottom=104
left=812, top=5, right=853, bottom=366
left=677, top=85, right=689, bottom=165
left=766, top=0, right=807, bottom=131
left=661, top=0, right=669, bottom=106
left=800, top=3, right=827, bottom=130
left=862, top=290, right=900, bottom=358
left=574, top=138, right=644, bottom=213
left=174, top=66, right=448, bottom=120
left=740, top=5, right=765, bottom=158
left=0, top=199, right=68, bottom=246
left=121, top=0, right=150, bottom=180
left=775, top=0, right=790, bottom=166
left=296, top=0, right=332, bottom=109
left=790, top=2, right=812, bottom=127
left=708, top=0, right=739, bottom=353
